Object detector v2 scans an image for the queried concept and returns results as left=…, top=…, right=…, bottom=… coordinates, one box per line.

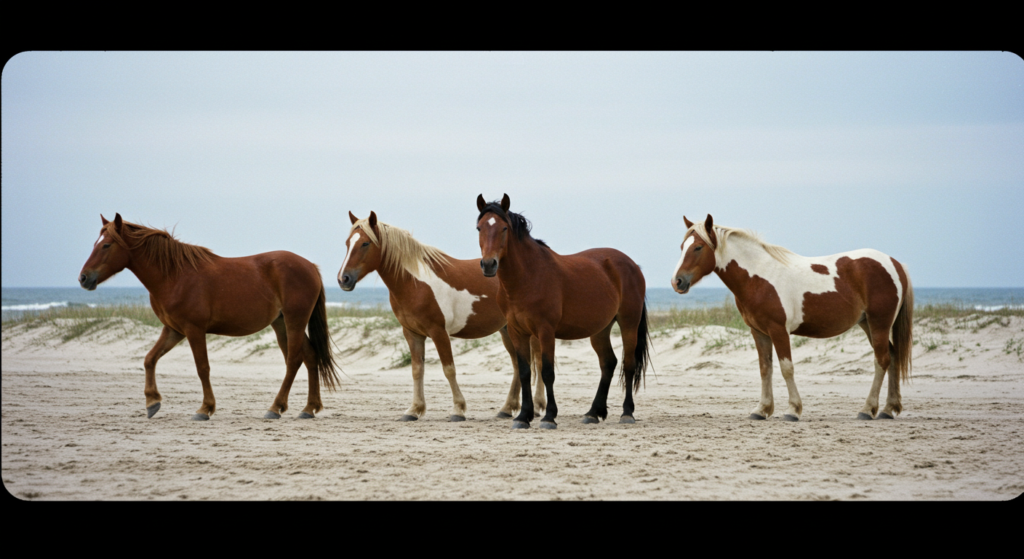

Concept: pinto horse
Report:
left=672, top=215, right=913, bottom=421
left=338, top=211, right=544, bottom=421
left=476, top=194, right=652, bottom=429
left=78, top=214, right=339, bottom=421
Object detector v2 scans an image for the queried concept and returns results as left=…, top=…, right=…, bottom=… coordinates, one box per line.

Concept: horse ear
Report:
left=704, top=214, right=717, bottom=248
left=683, top=216, right=694, bottom=229
left=476, top=194, right=486, bottom=212
left=349, top=211, right=358, bottom=225
left=114, top=213, right=123, bottom=233
left=101, top=215, right=109, bottom=226
left=500, top=193, right=510, bottom=213
left=368, top=211, right=377, bottom=229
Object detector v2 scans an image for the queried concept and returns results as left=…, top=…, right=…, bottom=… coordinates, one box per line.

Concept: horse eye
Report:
left=102, top=243, right=111, bottom=249
left=362, top=242, right=370, bottom=248
left=694, top=246, right=702, bottom=252
left=502, top=227, right=508, bottom=232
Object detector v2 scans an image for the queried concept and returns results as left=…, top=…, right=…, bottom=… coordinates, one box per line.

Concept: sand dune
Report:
left=3, top=314, right=1023, bottom=500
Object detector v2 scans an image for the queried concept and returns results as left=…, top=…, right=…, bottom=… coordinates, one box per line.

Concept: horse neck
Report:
left=714, top=235, right=790, bottom=296
left=496, top=235, right=548, bottom=295
left=125, top=247, right=178, bottom=295
left=373, top=247, right=442, bottom=300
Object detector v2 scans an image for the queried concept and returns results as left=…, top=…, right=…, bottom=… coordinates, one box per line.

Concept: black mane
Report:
left=477, top=201, right=550, bottom=249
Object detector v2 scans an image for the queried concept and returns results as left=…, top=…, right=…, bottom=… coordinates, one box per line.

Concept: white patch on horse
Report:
left=674, top=235, right=695, bottom=280
left=487, top=217, right=496, bottom=226
left=411, top=262, right=481, bottom=335
left=715, top=239, right=903, bottom=335
left=338, top=232, right=360, bottom=282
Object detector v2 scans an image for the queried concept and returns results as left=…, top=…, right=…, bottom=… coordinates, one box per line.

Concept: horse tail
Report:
left=308, top=285, right=341, bottom=392
left=891, top=275, right=914, bottom=385
left=626, top=300, right=653, bottom=393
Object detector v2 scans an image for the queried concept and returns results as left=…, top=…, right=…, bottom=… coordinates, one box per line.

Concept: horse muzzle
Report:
left=338, top=272, right=358, bottom=292
left=673, top=275, right=691, bottom=294
left=480, top=258, right=498, bottom=277
left=79, top=271, right=99, bottom=291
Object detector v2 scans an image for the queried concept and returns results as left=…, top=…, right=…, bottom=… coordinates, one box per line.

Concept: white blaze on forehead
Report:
left=411, top=261, right=481, bottom=335
left=338, top=232, right=361, bottom=280
left=487, top=217, right=496, bottom=226
left=673, top=234, right=695, bottom=278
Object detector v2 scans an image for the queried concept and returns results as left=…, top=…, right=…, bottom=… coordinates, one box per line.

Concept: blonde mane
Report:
left=688, top=222, right=794, bottom=265
left=104, top=220, right=216, bottom=275
left=351, top=219, right=451, bottom=276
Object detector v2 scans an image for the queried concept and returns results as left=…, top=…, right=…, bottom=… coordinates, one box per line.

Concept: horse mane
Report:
left=477, top=202, right=550, bottom=249
left=351, top=218, right=451, bottom=276
left=104, top=219, right=216, bottom=275
left=689, top=222, right=793, bottom=265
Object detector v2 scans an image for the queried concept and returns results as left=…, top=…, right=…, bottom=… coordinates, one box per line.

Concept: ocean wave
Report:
left=1, top=302, right=100, bottom=311
left=974, top=305, right=1024, bottom=311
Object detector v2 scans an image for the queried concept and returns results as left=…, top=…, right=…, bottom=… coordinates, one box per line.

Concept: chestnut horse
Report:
left=338, top=211, right=543, bottom=421
left=476, top=194, right=652, bottom=429
left=78, top=214, right=339, bottom=421
left=672, top=214, right=913, bottom=421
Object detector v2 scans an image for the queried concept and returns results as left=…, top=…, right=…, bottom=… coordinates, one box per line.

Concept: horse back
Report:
left=550, top=247, right=645, bottom=338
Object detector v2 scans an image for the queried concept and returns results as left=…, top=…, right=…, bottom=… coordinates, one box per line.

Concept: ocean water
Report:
left=4, top=286, right=1022, bottom=320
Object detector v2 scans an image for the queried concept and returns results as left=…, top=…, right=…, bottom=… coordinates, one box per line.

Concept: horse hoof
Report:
left=619, top=415, right=636, bottom=424
left=539, top=421, right=557, bottom=429
left=449, top=415, right=466, bottom=422
left=749, top=413, right=767, bottom=420
left=877, top=412, right=894, bottom=420
left=857, top=412, right=874, bottom=420
left=192, top=413, right=210, bottom=421
left=146, top=403, right=160, bottom=419
left=512, top=421, right=530, bottom=429
left=782, top=414, right=799, bottom=422
left=263, top=411, right=281, bottom=419
left=582, top=415, right=600, bottom=424
left=297, top=412, right=315, bottom=419
left=400, top=415, right=419, bottom=422
left=496, top=411, right=513, bottom=419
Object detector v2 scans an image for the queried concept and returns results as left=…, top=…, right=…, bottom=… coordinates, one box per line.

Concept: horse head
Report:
left=338, top=211, right=383, bottom=291
left=476, top=193, right=511, bottom=277
left=672, top=214, right=718, bottom=294
left=79, top=214, right=131, bottom=291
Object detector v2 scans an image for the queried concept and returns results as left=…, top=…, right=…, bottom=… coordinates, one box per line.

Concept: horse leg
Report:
left=431, top=330, right=467, bottom=421
left=401, top=327, right=427, bottom=421
left=531, top=336, right=546, bottom=413
left=185, top=330, right=215, bottom=420
left=537, top=329, right=559, bottom=429
left=142, top=326, right=184, bottom=418
left=856, top=321, right=885, bottom=419
left=497, top=326, right=522, bottom=418
left=266, top=314, right=308, bottom=419
left=618, top=319, right=641, bottom=424
left=583, top=320, right=617, bottom=424
left=859, top=318, right=898, bottom=419
left=769, top=329, right=802, bottom=421
left=880, top=348, right=903, bottom=419
left=298, top=335, right=323, bottom=419
left=749, top=328, right=775, bottom=420
left=509, top=329, right=536, bottom=428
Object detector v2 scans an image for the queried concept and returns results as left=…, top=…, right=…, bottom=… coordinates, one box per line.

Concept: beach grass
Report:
left=4, top=300, right=1021, bottom=338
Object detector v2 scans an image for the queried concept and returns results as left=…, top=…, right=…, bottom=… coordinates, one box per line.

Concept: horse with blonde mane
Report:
left=672, top=214, right=913, bottom=421
left=338, top=211, right=543, bottom=422
left=78, top=214, right=339, bottom=421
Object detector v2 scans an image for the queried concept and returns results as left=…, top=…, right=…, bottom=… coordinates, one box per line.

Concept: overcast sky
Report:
left=3, top=51, right=1022, bottom=289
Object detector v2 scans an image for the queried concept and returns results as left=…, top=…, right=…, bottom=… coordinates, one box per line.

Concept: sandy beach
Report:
left=3, top=313, right=1023, bottom=501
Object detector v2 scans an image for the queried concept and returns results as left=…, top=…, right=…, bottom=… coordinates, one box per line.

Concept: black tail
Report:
left=634, top=302, right=652, bottom=392
left=307, top=285, right=341, bottom=392
left=621, top=301, right=653, bottom=393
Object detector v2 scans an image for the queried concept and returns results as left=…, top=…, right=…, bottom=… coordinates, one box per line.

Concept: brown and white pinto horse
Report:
left=672, top=215, right=913, bottom=421
left=338, top=211, right=543, bottom=422
left=477, top=194, right=652, bottom=429
left=78, top=214, right=339, bottom=421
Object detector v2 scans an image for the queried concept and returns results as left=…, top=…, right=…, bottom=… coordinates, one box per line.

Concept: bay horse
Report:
left=78, top=214, right=339, bottom=421
left=672, top=214, right=913, bottom=421
left=337, top=211, right=544, bottom=422
left=476, top=194, right=652, bottom=429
